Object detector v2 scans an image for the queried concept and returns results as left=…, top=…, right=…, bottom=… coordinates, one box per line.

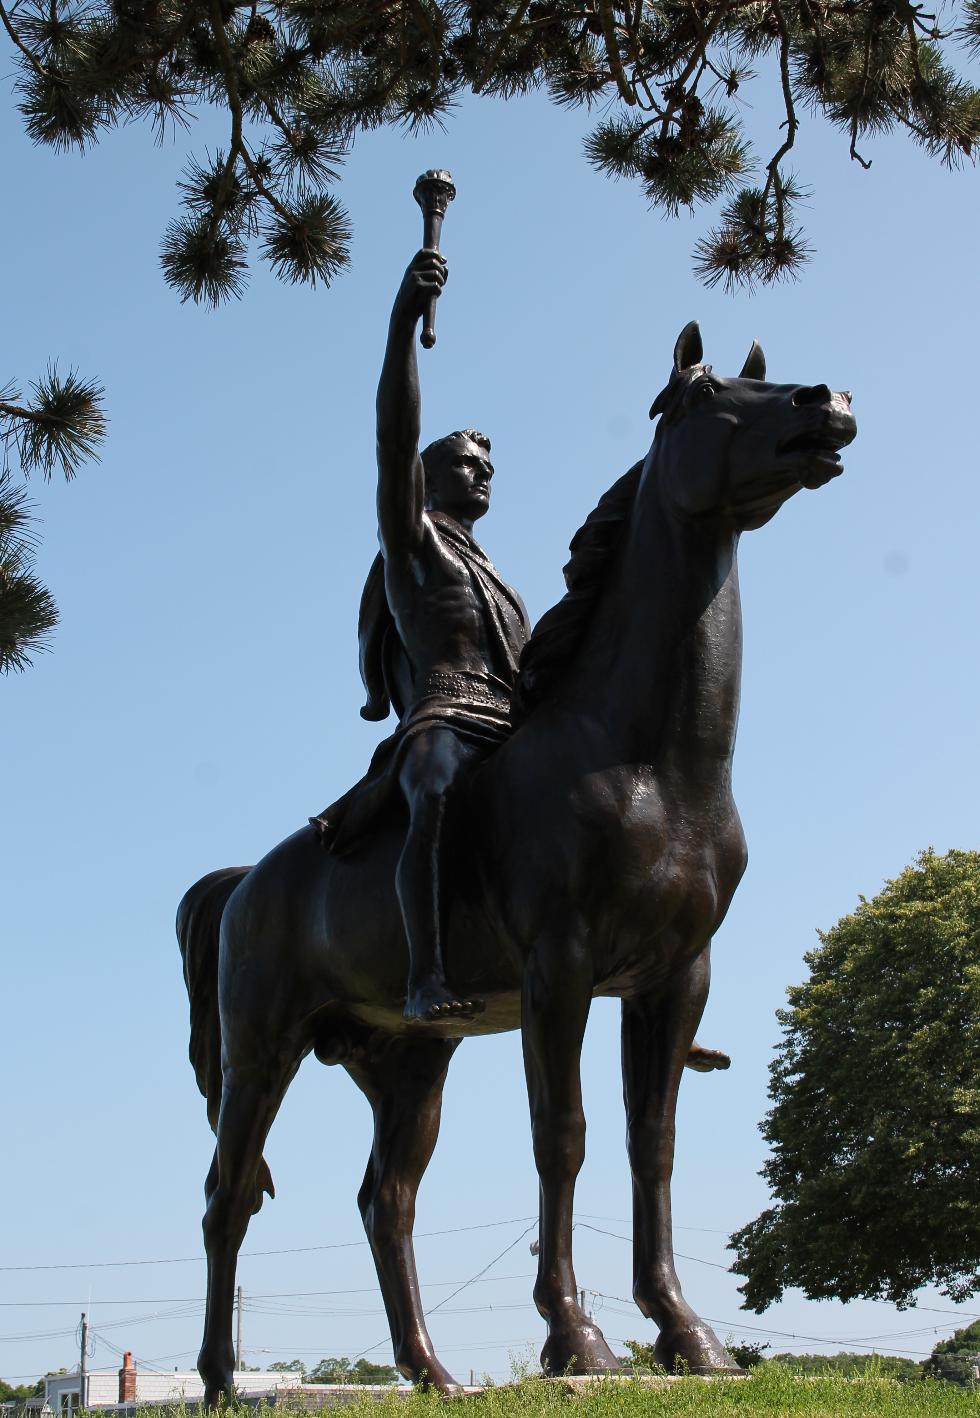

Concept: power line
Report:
left=0, top=1210, right=732, bottom=1277
left=0, top=1216, right=537, bottom=1274
left=574, top=1221, right=730, bottom=1271
left=426, top=1225, right=538, bottom=1319
left=586, top=1290, right=944, bottom=1357
left=0, top=1327, right=79, bottom=1344
left=0, top=1305, right=205, bottom=1344
left=349, top=1221, right=538, bottom=1363
left=0, top=1272, right=539, bottom=1309
left=576, top=1213, right=728, bottom=1236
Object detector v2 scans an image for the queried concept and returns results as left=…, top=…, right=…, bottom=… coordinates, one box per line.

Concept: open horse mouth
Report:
left=777, top=427, right=852, bottom=486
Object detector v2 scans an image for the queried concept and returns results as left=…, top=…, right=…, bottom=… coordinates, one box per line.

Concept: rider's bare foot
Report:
left=685, top=1041, right=731, bottom=1072
left=404, top=979, right=485, bottom=1023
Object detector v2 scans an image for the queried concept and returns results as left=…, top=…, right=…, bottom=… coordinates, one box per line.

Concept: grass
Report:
left=137, top=1363, right=980, bottom=1418
left=422, top=1365, right=977, bottom=1416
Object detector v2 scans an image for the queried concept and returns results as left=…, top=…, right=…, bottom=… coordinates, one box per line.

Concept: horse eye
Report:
left=696, top=383, right=716, bottom=401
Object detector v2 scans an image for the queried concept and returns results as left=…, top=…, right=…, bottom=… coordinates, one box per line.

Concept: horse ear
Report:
left=739, top=340, right=766, bottom=381
left=673, top=321, right=703, bottom=373
left=649, top=386, right=669, bottom=420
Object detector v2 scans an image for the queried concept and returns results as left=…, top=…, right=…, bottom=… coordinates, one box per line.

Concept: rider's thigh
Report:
left=399, top=727, right=477, bottom=800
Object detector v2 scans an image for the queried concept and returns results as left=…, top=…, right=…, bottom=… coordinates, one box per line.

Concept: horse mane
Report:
left=513, top=458, right=645, bottom=719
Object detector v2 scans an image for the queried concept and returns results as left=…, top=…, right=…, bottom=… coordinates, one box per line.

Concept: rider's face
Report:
left=427, top=439, right=493, bottom=522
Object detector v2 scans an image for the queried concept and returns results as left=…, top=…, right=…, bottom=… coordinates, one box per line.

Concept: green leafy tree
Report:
left=624, top=1334, right=771, bottom=1370
left=770, top=1352, right=922, bottom=1381
left=620, top=1339, right=661, bottom=1371
left=268, top=1360, right=306, bottom=1376
left=0, top=1379, right=38, bottom=1403
left=305, top=1356, right=399, bottom=1384
left=725, top=1337, right=770, bottom=1368
left=732, top=849, right=980, bottom=1310
left=2, top=1, right=978, bottom=299
left=0, top=368, right=106, bottom=673
left=923, top=1320, right=980, bottom=1387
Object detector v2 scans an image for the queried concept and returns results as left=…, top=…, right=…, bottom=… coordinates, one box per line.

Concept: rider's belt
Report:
left=418, top=670, right=512, bottom=707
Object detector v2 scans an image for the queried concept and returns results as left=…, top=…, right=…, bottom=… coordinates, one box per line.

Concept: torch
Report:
left=413, top=169, right=456, bottom=349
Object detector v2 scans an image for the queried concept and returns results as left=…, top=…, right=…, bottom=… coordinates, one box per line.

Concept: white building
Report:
left=37, top=1355, right=300, bottom=1415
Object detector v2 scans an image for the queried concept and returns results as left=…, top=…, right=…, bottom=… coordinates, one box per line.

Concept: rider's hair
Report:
left=421, top=430, right=491, bottom=491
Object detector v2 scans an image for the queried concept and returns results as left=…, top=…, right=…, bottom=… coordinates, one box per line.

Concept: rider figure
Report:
left=311, top=248, right=529, bottom=1024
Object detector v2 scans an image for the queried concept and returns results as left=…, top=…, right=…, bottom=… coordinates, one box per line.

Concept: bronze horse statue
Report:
left=178, top=321, right=856, bottom=1400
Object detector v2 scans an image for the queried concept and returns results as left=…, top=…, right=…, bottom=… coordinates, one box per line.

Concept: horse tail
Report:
left=176, top=866, right=275, bottom=1204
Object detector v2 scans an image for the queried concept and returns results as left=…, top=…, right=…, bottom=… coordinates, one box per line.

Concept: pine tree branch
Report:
left=1, top=368, right=106, bottom=480
left=408, top=0, right=443, bottom=98
left=472, top=0, right=532, bottom=93
left=260, top=96, right=296, bottom=146
left=760, top=2, right=799, bottom=237
left=847, top=20, right=874, bottom=168
left=6, top=0, right=978, bottom=294
left=657, top=1, right=737, bottom=144
left=206, top=0, right=295, bottom=229
left=598, top=0, right=636, bottom=105
left=207, top=0, right=247, bottom=235
left=240, top=141, right=293, bottom=222
left=0, top=0, right=50, bottom=78
left=0, top=398, right=38, bottom=423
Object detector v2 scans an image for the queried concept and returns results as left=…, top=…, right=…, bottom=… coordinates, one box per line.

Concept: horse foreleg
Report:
left=198, top=1064, right=292, bottom=1405
left=347, top=1036, right=460, bottom=1392
left=622, top=947, right=741, bottom=1374
left=523, top=942, right=620, bottom=1376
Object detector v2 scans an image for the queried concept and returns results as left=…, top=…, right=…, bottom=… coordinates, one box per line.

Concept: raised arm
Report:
left=376, top=249, right=447, bottom=556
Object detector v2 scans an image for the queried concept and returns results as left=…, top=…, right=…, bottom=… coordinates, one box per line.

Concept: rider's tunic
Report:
left=314, top=512, right=529, bottom=853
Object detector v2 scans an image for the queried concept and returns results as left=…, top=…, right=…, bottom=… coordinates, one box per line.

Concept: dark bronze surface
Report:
left=412, top=170, right=455, bottom=348
left=178, top=245, right=856, bottom=1403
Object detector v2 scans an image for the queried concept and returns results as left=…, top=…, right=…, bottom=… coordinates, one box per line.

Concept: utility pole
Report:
left=235, top=1287, right=243, bottom=1372
left=79, top=1313, right=88, bottom=1415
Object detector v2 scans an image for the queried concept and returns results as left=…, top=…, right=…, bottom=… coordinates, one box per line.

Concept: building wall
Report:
left=42, top=1371, right=295, bottom=1411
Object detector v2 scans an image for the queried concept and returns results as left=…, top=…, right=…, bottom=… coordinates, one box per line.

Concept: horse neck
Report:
left=567, top=454, right=742, bottom=792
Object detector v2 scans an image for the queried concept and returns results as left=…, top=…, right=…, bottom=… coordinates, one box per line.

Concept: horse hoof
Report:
left=653, top=1321, right=743, bottom=1375
left=402, top=1358, right=461, bottom=1393
left=541, top=1323, right=622, bottom=1376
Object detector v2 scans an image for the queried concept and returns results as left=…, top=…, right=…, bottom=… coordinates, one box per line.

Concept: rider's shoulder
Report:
left=418, top=513, right=465, bottom=567
left=384, top=513, right=453, bottom=584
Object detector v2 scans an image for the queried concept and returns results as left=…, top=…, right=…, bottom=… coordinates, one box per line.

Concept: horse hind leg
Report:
left=346, top=1035, right=460, bottom=1391
left=204, top=1146, right=274, bottom=1213
left=198, top=1061, right=295, bottom=1406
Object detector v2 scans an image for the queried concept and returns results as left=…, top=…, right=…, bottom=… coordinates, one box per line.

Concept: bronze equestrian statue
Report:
left=178, top=237, right=856, bottom=1400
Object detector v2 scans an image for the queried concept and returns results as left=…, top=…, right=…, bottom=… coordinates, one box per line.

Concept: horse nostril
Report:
left=792, top=383, right=832, bottom=407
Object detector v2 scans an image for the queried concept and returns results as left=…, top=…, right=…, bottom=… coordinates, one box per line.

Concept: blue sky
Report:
left=2, top=38, right=979, bottom=1388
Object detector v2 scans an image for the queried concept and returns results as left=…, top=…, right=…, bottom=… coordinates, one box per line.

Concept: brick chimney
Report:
left=118, top=1352, right=137, bottom=1404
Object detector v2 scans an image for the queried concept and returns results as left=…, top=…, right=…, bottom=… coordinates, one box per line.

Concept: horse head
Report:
left=648, top=321, right=857, bottom=531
